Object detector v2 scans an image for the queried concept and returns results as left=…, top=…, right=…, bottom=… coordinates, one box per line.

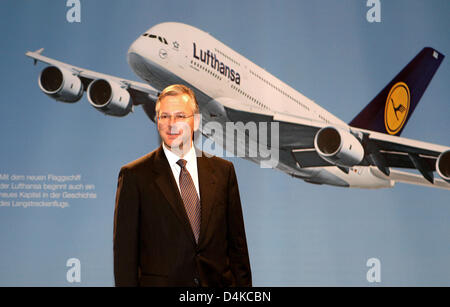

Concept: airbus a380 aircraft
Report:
left=26, top=22, right=450, bottom=190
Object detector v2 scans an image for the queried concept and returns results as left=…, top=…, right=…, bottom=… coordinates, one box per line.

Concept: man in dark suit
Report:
left=113, top=84, right=252, bottom=286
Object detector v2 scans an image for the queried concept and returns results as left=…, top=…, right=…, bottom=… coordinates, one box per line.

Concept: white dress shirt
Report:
left=162, top=142, right=200, bottom=199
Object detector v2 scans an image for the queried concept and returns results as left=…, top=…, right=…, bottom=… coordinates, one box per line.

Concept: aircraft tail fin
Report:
left=349, top=47, right=444, bottom=136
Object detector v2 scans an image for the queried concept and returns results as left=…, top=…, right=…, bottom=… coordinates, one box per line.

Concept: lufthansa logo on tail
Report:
left=384, top=82, right=410, bottom=135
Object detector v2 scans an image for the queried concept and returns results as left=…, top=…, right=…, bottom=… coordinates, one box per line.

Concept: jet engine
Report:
left=87, top=79, right=132, bottom=117
left=38, top=66, right=83, bottom=103
left=314, top=126, right=364, bottom=167
left=436, top=150, right=450, bottom=183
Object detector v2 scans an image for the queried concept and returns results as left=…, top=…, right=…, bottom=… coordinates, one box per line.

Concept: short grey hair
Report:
left=155, top=84, right=199, bottom=116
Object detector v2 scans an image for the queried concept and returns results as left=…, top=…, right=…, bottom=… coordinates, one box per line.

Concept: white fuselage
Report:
left=127, top=22, right=392, bottom=189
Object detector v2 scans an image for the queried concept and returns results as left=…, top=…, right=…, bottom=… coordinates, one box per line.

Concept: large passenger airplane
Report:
left=26, top=22, right=450, bottom=190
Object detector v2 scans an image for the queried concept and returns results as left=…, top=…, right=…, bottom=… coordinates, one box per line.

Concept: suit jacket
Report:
left=113, top=145, right=252, bottom=287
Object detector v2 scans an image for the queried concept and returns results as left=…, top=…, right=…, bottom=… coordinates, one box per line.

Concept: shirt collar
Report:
left=162, top=142, right=197, bottom=168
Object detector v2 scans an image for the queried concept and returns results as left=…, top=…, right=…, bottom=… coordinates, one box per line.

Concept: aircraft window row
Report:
left=191, top=60, right=222, bottom=81
left=142, top=33, right=168, bottom=45
left=249, top=69, right=310, bottom=111
left=214, top=48, right=240, bottom=66
left=230, top=84, right=268, bottom=110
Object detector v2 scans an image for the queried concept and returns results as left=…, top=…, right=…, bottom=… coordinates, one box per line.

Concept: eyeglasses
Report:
left=157, top=113, right=194, bottom=123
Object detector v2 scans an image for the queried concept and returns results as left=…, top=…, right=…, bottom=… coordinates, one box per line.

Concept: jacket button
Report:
left=193, top=278, right=200, bottom=286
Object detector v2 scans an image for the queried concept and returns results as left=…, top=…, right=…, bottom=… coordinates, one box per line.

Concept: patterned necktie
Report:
left=176, top=159, right=201, bottom=243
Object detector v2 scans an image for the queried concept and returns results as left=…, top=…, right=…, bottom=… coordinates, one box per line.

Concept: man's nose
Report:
left=168, top=115, right=177, bottom=125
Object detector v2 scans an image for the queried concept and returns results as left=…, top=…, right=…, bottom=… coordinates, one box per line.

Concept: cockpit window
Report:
left=157, top=36, right=168, bottom=45
left=142, top=33, right=168, bottom=45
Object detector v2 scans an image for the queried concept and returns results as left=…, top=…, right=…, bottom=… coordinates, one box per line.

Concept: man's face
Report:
left=157, top=93, right=198, bottom=153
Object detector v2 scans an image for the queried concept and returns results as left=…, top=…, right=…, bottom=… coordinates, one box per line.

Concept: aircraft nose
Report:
left=128, top=37, right=146, bottom=56
left=127, top=36, right=150, bottom=69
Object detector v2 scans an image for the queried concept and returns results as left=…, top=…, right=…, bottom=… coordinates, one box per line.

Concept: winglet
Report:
left=26, top=48, right=45, bottom=65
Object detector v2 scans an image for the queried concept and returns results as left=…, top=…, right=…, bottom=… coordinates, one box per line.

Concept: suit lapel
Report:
left=151, top=146, right=197, bottom=246
left=196, top=153, right=217, bottom=246
left=150, top=146, right=218, bottom=247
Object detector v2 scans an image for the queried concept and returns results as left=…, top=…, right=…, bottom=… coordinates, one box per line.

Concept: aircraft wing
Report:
left=25, top=48, right=159, bottom=119
left=224, top=106, right=450, bottom=188
left=370, top=168, right=450, bottom=190
left=355, top=128, right=448, bottom=178
left=283, top=116, right=450, bottom=187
